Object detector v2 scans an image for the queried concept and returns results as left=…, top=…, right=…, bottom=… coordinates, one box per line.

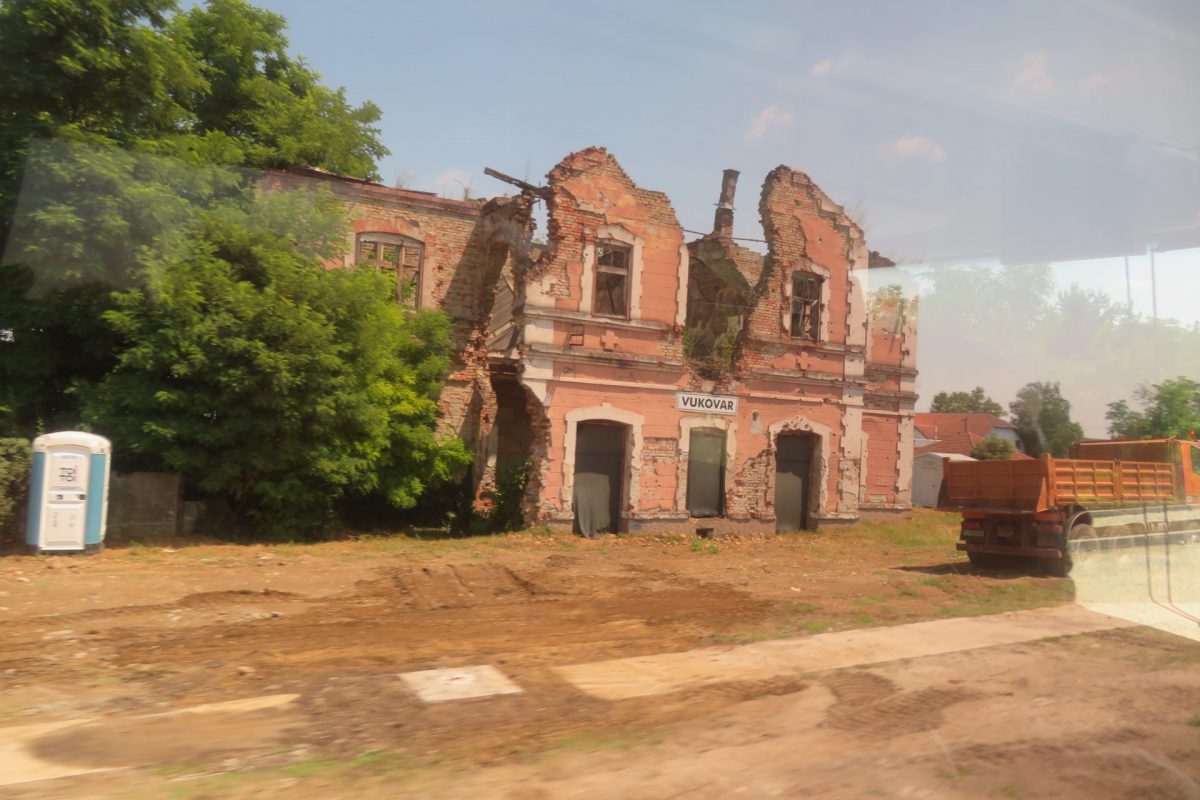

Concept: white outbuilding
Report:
left=912, top=452, right=975, bottom=508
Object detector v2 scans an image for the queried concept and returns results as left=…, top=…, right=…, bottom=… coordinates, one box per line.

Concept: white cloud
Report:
left=1081, top=72, right=1112, bottom=90
left=1014, top=50, right=1053, bottom=93
left=433, top=169, right=473, bottom=199
left=810, top=58, right=834, bottom=77
left=745, top=104, right=793, bottom=142
left=880, top=135, right=948, bottom=162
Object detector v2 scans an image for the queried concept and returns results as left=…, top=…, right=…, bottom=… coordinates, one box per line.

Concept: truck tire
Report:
left=1044, top=556, right=1071, bottom=577
left=1068, top=523, right=1100, bottom=558
left=967, top=551, right=1007, bottom=569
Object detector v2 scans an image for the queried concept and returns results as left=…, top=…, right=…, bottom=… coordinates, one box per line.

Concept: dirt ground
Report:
left=1, top=511, right=1197, bottom=799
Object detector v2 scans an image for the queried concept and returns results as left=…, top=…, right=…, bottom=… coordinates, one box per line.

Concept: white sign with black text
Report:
left=675, top=392, right=738, bottom=415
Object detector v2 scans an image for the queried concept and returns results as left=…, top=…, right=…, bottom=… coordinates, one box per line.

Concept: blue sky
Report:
left=256, top=0, right=1199, bottom=430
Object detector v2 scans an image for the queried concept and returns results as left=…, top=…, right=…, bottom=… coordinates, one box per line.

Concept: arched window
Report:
left=356, top=233, right=424, bottom=308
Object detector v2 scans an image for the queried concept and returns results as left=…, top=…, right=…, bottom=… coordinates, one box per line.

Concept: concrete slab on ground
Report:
left=554, top=605, right=1134, bottom=701
left=399, top=665, right=524, bottom=703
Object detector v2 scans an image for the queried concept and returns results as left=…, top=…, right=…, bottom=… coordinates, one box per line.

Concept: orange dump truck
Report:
left=938, top=438, right=1200, bottom=574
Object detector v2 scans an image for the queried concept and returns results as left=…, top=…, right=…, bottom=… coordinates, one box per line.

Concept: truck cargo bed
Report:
left=940, top=454, right=1177, bottom=514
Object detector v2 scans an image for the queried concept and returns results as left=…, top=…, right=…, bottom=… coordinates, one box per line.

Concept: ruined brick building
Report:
left=268, top=148, right=917, bottom=533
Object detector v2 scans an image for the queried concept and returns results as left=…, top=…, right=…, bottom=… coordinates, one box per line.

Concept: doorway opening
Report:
left=775, top=433, right=816, bottom=532
left=686, top=427, right=726, bottom=517
left=573, top=420, right=627, bottom=537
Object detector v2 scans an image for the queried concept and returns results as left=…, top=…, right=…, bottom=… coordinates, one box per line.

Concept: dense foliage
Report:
left=0, top=0, right=388, bottom=432
left=0, top=1, right=473, bottom=533
left=1009, top=382, right=1084, bottom=458
left=969, top=436, right=1016, bottom=461
left=0, top=437, right=30, bottom=540
left=930, top=387, right=1005, bottom=416
left=82, top=189, right=469, bottom=531
left=1105, top=377, right=1200, bottom=440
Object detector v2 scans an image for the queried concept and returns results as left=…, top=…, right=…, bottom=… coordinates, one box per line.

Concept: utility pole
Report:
left=1148, top=243, right=1160, bottom=379
left=1123, top=255, right=1132, bottom=314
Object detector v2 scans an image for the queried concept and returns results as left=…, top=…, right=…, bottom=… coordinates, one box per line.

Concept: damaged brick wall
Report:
left=264, top=168, right=523, bottom=507
left=268, top=149, right=916, bottom=531
left=515, top=148, right=689, bottom=525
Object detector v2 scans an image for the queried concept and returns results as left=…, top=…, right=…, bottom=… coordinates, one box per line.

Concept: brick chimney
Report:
left=713, top=169, right=739, bottom=238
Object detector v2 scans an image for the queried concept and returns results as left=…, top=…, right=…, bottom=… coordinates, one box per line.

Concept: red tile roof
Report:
left=915, top=431, right=1032, bottom=460
left=914, top=412, right=1016, bottom=440
left=915, top=431, right=984, bottom=457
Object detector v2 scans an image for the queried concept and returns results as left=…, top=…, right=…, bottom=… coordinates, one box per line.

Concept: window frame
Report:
left=592, top=240, right=632, bottom=319
left=356, top=232, right=424, bottom=309
left=789, top=271, right=823, bottom=341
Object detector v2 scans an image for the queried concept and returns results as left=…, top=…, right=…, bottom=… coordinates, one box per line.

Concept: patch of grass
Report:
left=1188, top=716, right=1200, bottom=728
left=782, top=601, right=820, bottom=614
left=920, top=576, right=950, bottom=589
left=937, top=766, right=976, bottom=780
left=991, top=785, right=1024, bottom=798
left=279, top=757, right=343, bottom=778
left=855, top=510, right=960, bottom=549
left=154, top=750, right=426, bottom=800
left=897, top=586, right=921, bottom=598
left=689, top=539, right=720, bottom=554
left=151, top=761, right=210, bottom=778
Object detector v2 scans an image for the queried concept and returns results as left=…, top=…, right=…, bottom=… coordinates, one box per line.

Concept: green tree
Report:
left=82, top=188, right=468, bottom=531
left=1009, top=382, right=1084, bottom=457
left=0, top=0, right=389, bottom=433
left=1105, top=377, right=1200, bottom=439
left=970, top=436, right=1016, bottom=461
left=930, top=387, right=1005, bottom=416
left=171, top=0, right=387, bottom=178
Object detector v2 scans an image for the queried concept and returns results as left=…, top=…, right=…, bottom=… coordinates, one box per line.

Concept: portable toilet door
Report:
left=27, top=431, right=112, bottom=553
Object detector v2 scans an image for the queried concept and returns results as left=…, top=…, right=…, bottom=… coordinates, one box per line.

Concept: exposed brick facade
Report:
left=267, top=150, right=916, bottom=532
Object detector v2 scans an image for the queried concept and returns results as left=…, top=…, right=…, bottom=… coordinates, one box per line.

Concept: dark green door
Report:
left=775, top=434, right=813, bottom=532
left=573, top=422, right=625, bottom=537
left=687, top=428, right=726, bottom=517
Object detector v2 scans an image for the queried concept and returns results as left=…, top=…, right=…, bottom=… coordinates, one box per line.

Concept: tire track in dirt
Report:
left=819, top=670, right=978, bottom=738
left=940, top=728, right=1200, bottom=800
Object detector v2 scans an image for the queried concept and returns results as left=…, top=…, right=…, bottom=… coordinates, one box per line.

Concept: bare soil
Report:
left=1, top=511, right=1196, bottom=799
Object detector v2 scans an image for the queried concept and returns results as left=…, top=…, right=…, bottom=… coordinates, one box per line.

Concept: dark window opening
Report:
left=594, top=242, right=630, bottom=317
left=790, top=272, right=822, bottom=340
left=687, top=428, right=726, bottom=517
left=357, top=233, right=423, bottom=308
left=1191, top=444, right=1200, bottom=477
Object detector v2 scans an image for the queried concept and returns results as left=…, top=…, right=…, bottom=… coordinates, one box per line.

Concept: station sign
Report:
left=676, top=391, right=738, bottom=415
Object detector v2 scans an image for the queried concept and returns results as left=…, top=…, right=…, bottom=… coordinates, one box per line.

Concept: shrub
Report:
left=0, top=438, right=31, bottom=542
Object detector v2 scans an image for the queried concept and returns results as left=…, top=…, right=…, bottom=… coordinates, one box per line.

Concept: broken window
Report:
left=790, top=272, right=822, bottom=340
left=593, top=241, right=630, bottom=318
left=357, top=233, right=424, bottom=308
left=687, top=428, right=726, bottom=517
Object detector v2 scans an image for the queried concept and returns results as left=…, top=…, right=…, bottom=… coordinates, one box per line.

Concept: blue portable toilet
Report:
left=26, top=431, right=112, bottom=553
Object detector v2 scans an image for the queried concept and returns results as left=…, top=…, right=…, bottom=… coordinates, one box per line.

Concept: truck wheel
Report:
left=967, top=551, right=1004, bottom=569
left=1068, top=523, right=1100, bottom=558
left=1044, top=556, right=1071, bottom=577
